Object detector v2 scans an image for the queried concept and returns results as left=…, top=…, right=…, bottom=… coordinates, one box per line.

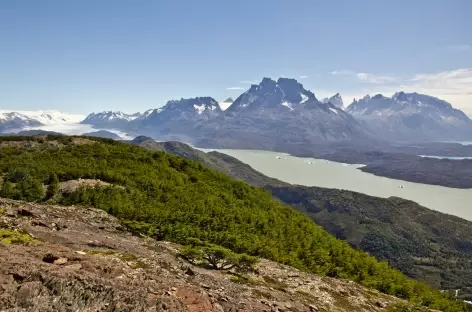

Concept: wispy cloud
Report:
left=325, top=68, right=472, bottom=115
left=330, top=70, right=396, bottom=85
left=355, top=73, right=397, bottom=84
left=443, top=44, right=472, bottom=52
left=299, top=75, right=308, bottom=79
left=226, top=87, right=245, bottom=90
left=403, top=68, right=472, bottom=96
left=330, top=70, right=354, bottom=76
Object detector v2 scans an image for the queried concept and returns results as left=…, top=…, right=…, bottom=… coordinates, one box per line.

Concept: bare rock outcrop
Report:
left=0, top=198, right=401, bottom=311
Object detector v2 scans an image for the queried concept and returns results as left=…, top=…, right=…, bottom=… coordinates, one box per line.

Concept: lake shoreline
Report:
left=200, top=148, right=472, bottom=221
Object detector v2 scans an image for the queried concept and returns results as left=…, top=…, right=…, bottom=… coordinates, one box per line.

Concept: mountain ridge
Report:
left=347, top=92, right=472, bottom=141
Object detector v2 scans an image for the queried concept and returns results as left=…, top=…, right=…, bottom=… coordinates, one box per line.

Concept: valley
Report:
left=197, top=148, right=472, bottom=220
left=3, top=2, right=471, bottom=310
left=133, top=137, right=472, bottom=297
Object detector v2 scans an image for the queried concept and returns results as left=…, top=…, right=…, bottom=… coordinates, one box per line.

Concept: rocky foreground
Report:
left=0, top=198, right=409, bottom=312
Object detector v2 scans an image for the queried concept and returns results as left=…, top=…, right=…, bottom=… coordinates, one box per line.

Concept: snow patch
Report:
left=329, top=108, right=339, bottom=115
left=281, top=102, right=294, bottom=111
left=300, top=93, right=309, bottom=104
left=193, top=104, right=206, bottom=115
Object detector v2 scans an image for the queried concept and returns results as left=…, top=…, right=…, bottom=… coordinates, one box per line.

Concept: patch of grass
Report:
left=86, top=249, right=117, bottom=256
left=262, top=275, right=288, bottom=291
left=252, top=289, right=273, bottom=299
left=129, top=260, right=149, bottom=269
left=0, top=228, right=38, bottom=245
left=0, top=207, right=5, bottom=214
left=295, top=289, right=319, bottom=305
left=229, top=274, right=261, bottom=286
left=296, top=289, right=313, bottom=297
left=118, top=253, right=138, bottom=261
left=86, top=250, right=139, bottom=263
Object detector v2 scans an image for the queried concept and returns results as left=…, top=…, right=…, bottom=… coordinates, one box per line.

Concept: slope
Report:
left=1, top=197, right=423, bottom=312
left=131, top=137, right=472, bottom=299
left=0, top=135, right=467, bottom=311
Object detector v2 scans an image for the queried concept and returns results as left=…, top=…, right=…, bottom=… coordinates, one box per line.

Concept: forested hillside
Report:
left=0, top=135, right=468, bottom=311
left=267, top=186, right=472, bottom=294
left=137, top=138, right=472, bottom=299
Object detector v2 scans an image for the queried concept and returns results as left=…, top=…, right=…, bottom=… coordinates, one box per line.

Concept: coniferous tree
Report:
left=46, top=173, right=59, bottom=199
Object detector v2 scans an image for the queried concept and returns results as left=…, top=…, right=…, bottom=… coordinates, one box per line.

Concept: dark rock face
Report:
left=80, top=78, right=371, bottom=145
left=226, top=77, right=316, bottom=114
left=198, top=78, right=370, bottom=149
left=347, top=92, right=472, bottom=141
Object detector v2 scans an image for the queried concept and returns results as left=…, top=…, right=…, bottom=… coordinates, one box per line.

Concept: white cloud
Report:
left=407, top=68, right=472, bottom=94
left=330, top=70, right=354, bottom=76
left=329, top=68, right=472, bottom=115
left=299, top=75, right=308, bottom=79
left=399, top=68, right=472, bottom=114
left=226, top=87, right=245, bottom=90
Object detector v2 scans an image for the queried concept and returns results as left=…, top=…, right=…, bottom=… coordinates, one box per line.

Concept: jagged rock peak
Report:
left=227, top=77, right=317, bottom=112
left=322, top=93, right=344, bottom=108
left=163, top=97, right=222, bottom=114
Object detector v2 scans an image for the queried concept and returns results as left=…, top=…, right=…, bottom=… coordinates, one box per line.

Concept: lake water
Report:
left=419, top=155, right=472, bottom=160
left=201, top=148, right=472, bottom=221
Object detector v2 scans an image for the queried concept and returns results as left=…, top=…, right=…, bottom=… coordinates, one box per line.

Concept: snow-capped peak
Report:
left=0, top=110, right=84, bottom=125
left=162, top=97, right=221, bottom=116
left=227, top=77, right=316, bottom=113
left=86, top=111, right=140, bottom=122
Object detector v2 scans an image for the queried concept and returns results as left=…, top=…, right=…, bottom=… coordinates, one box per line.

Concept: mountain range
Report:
left=2, top=77, right=472, bottom=144
left=347, top=92, right=472, bottom=142
left=0, top=110, right=83, bottom=133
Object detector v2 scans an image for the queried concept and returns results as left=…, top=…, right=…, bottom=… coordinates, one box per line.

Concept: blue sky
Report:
left=1, top=0, right=471, bottom=115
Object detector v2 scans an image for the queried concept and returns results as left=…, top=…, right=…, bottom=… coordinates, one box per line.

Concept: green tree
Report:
left=18, top=175, right=45, bottom=202
left=46, top=173, right=59, bottom=199
left=0, top=181, right=19, bottom=199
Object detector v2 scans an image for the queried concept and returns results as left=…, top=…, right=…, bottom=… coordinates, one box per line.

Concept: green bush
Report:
left=0, top=229, right=38, bottom=245
left=180, top=241, right=258, bottom=272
